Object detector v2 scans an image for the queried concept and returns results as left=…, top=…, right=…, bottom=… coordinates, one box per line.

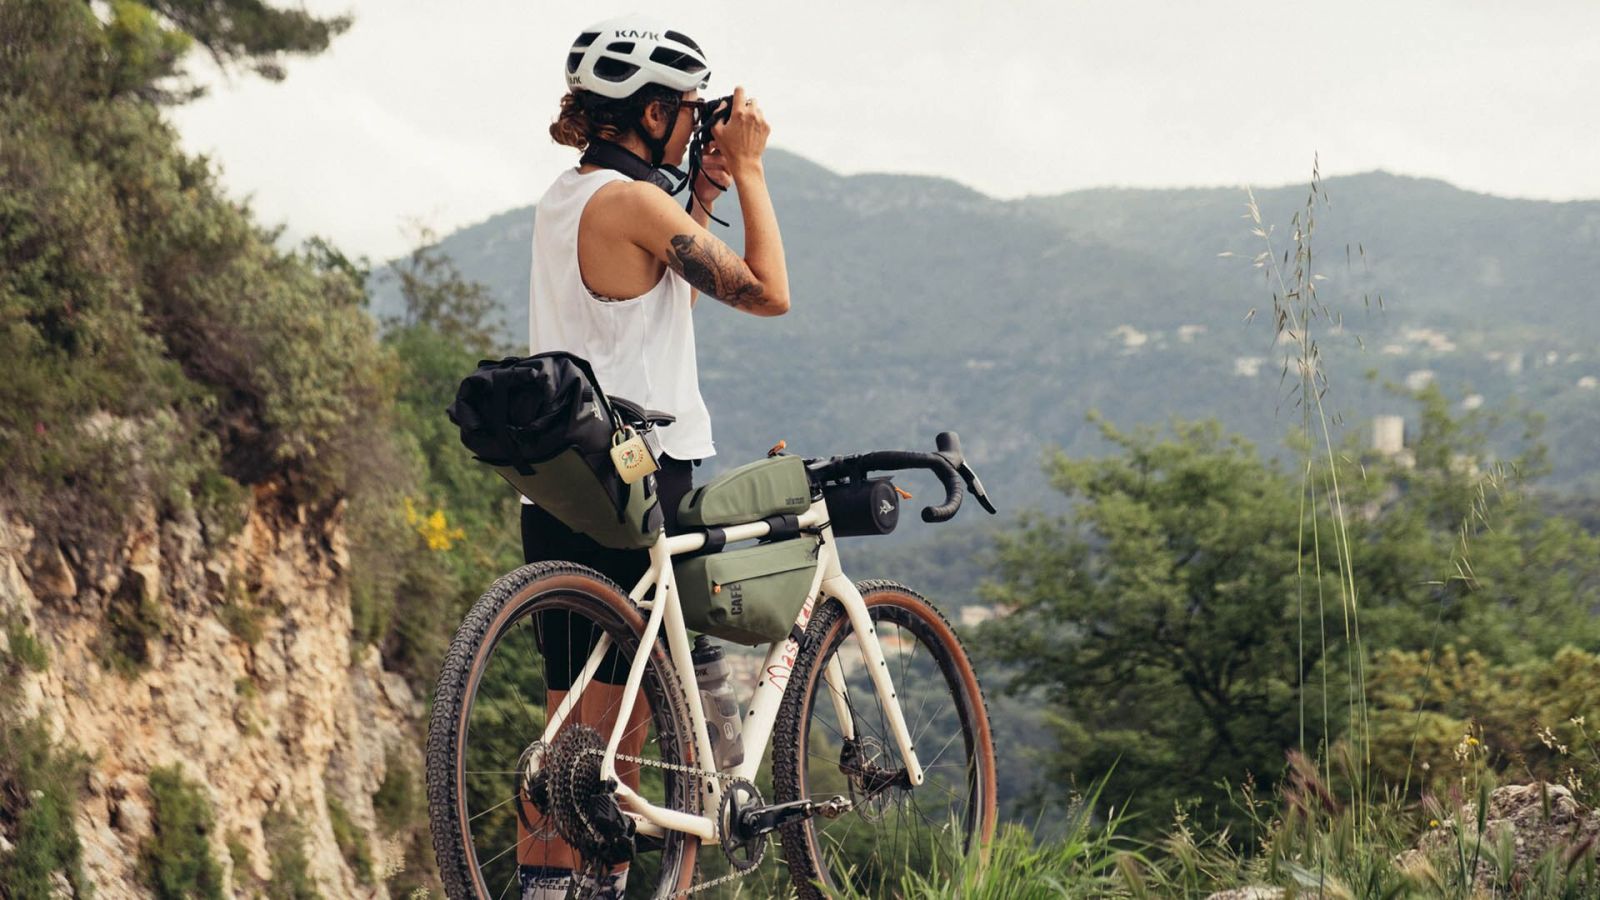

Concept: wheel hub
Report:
left=839, top=735, right=906, bottom=822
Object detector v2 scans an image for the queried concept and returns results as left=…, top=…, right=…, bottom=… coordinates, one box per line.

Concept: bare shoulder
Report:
left=584, top=179, right=657, bottom=221
left=589, top=179, right=674, bottom=214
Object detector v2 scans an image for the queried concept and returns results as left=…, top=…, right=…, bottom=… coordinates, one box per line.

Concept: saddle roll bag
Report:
left=448, top=351, right=663, bottom=549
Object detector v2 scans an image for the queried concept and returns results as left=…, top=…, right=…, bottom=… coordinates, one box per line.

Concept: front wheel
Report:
left=771, top=580, right=998, bottom=898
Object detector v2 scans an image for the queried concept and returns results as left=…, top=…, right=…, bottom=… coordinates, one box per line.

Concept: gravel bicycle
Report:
left=427, top=430, right=999, bottom=899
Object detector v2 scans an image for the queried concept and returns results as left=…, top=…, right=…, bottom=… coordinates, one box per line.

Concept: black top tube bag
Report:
left=446, top=352, right=663, bottom=549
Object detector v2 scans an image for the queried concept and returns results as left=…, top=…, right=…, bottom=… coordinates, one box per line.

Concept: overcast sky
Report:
left=170, top=0, right=1600, bottom=260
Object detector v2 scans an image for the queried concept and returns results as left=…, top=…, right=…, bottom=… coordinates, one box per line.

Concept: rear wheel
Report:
left=771, top=580, right=997, bottom=898
left=426, top=562, right=699, bottom=899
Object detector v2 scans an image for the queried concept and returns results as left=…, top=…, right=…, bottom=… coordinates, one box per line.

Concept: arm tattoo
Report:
left=667, top=234, right=767, bottom=311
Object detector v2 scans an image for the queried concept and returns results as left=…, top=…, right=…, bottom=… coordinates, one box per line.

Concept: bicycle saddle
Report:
left=610, top=395, right=676, bottom=428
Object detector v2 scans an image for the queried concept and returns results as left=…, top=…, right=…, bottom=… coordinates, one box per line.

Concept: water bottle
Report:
left=692, top=636, right=745, bottom=769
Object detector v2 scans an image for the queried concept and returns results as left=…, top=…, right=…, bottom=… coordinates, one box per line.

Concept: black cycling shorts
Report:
left=521, top=455, right=697, bottom=690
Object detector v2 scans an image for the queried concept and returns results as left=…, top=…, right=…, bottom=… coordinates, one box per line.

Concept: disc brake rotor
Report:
left=840, top=735, right=906, bottom=823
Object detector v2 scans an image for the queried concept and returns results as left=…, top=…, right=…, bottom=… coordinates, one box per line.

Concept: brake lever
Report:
left=958, top=462, right=998, bottom=515
left=932, top=431, right=998, bottom=516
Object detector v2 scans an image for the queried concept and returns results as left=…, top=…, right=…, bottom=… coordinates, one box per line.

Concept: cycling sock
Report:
left=517, top=865, right=628, bottom=899
left=518, top=865, right=570, bottom=900
left=578, top=868, right=628, bottom=898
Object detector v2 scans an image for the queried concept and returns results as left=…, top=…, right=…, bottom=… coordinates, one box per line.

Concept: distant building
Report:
left=1372, top=415, right=1406, bottom=457
left=960, top=606, right=998, bottom=628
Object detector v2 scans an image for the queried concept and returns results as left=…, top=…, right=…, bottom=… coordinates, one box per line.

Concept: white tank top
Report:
left=528, top=167, right=716, bottom=461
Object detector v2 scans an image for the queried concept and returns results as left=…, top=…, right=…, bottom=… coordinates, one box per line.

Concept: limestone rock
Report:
left=127, top=562, right=161, bottom=606
left=1413, top=782, right=1600, bottom=888
left=27, top=539, right=76, bottom=602
left=112, top=792, right=152, bottom=839
left=3, top=487, right=420, bottom=900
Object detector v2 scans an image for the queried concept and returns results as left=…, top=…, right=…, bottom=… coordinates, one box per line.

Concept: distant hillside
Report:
left=371, top=151, right=1600, bottom=514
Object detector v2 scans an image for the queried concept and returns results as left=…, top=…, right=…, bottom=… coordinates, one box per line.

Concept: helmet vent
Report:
left=605, top=40, right=636, bottom=54
left=649, top=47, right=705, bottom=74
left=573, top=31, right=600, bottom=49
left=592, top=57, right=640, bottom=82
left=565, top=52, right=583, bottom=74
left=664, top=30, right=703, bottom=54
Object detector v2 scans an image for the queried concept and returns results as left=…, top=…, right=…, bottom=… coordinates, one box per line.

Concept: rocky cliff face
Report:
left=0, top=484, right=424, bottom=898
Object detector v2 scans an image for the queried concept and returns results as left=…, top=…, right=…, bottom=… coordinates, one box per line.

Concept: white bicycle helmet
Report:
left=565, top=16, right=710, bottom=99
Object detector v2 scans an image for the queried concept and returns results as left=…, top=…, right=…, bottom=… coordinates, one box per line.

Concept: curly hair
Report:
left=549, top=85, right=684, bottom=151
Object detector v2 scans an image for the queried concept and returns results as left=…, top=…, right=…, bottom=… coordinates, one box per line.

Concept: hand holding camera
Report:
left=706, top=86, right=768, bottom=181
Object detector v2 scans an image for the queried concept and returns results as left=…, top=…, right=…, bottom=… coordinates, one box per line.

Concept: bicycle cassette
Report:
left=545, top=724, right=634, bottom=867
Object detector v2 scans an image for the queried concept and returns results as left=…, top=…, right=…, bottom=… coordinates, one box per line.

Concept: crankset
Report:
left=722, top=778, right=854, bottom=850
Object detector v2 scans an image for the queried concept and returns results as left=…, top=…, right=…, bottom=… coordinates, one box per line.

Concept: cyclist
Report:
left=519, top=16, right=791, bottom=898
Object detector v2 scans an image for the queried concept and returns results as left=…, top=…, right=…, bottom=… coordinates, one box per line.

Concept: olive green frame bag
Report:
left=675, top=537, right=821, bottom=645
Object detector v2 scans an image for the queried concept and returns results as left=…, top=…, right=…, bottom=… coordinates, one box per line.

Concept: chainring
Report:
left=716, top=777, right=767, bottom=873
left=545, top=724, right=634, bottom=867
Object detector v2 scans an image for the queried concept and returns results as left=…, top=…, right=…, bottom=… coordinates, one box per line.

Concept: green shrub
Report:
left=263, top=808, right=321, bottom=899
left=326, top=793, right=372, bottom=883
left=141, top=765, right=225, bottom=899
left=0, top=715, right=88, bottom=899
left=0, top=0, right=393, bottom=544
left=226, top=831, right=251, bottom=887
left=373, top=747, right=422, bottom=834
left=1367, top=645, right=1600, bottom=803
left=3, top=618, right=49, bottom=672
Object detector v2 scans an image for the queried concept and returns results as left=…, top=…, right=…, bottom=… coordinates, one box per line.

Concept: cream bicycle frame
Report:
left=535, top=497, right=925, bottom=844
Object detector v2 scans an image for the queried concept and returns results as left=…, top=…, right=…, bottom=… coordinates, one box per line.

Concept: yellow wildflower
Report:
left=404, top=497, right=466, bottom=551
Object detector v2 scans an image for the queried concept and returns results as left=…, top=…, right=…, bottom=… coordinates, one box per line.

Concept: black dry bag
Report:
left=446, top=352, right=663, bottom=549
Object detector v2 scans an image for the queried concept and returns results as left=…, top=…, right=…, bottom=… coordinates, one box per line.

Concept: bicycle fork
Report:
left=820, top=573, right=926, bottom=788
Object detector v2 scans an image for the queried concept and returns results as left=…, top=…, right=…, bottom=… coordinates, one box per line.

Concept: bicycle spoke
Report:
left=496, top=854, right=522, bottom=900
left=924, top=728, right=964, bottom=770
left=478, top=829, right=536, bottom=870
left=469, top=791, right=521, bottom=823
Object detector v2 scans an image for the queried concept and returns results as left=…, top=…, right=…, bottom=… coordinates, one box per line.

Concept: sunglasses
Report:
left=677, top=98, right=708, bottom=125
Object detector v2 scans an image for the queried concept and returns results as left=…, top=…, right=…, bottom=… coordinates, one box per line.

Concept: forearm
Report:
left=730, top=162, right=790, bottom=313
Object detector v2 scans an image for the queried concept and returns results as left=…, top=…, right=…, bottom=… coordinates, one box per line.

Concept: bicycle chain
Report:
left=572, top=747, right=765, bottom=898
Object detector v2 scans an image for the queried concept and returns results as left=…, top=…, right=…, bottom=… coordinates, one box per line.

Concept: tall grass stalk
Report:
left=1244, top=156, right=1372, bottom=835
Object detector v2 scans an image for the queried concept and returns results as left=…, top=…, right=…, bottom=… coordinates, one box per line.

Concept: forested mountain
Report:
left=372, top=153, right=1600, bottom=514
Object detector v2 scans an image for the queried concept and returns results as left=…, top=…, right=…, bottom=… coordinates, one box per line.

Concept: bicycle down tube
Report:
left=535, top=498, right=925, bottom=843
